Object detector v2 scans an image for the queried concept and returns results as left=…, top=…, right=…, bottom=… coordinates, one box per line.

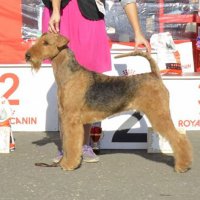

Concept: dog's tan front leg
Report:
left=58, top=89, right=64, bottom=143
left=59, top=115, right=84, bottom=171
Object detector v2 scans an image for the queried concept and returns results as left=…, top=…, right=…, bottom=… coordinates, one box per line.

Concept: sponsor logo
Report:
left=178, top=120, right=200, bottom=128
left=10, top=117, right=37, bottom=125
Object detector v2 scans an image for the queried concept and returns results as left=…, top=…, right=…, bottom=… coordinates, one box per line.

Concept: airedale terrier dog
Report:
left=25, top=33, right=192, bottom=172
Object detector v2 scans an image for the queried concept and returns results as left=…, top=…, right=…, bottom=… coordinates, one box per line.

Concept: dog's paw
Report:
left=174, top=134, right=193, bottom=173
left=59, top=158, right=81, bottom=171
left=175, top=161, right=192, bottom=173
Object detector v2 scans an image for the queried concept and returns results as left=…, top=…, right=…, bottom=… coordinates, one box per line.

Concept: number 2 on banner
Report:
left=0, top=73, right=19, bottom=105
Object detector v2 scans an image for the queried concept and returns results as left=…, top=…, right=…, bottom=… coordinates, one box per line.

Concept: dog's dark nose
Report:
left=25, top=52, right=31, bottom=61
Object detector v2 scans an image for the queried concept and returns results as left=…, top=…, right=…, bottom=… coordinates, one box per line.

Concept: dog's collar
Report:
left=51, top=45, right=67, bottom=60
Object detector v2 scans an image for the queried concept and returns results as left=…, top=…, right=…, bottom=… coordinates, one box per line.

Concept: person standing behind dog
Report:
left=41, top=0, right=151, bottom=163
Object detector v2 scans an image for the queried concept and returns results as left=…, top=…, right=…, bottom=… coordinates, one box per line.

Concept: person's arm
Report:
left=120, top=0, right=151, bottom=53
left=48, top=0, right=61, bottom=33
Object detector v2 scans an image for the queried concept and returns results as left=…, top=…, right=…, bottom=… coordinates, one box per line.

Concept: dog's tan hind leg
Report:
left=136, top=84, right=193, bottom=172
left=143, top=100, right=192, bottom=173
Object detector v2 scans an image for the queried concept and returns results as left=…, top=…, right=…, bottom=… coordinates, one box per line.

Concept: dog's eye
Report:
left=43, top=40, right=49, bottom=46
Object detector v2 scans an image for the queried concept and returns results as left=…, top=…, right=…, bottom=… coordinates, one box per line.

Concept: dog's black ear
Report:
left=56, top=34, right=69, bottom=48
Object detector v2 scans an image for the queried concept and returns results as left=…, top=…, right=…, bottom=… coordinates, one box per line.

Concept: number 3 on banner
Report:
left=0, top=73, right=19, bottom=105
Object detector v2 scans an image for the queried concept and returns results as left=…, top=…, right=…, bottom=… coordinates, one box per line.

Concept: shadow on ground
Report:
left=32, top=131, right=62, bottom=153
left=32, top=131, right=174, bottom=168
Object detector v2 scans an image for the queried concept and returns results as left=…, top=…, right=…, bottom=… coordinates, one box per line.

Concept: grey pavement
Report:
left=0, top=131, right=200, bottom=200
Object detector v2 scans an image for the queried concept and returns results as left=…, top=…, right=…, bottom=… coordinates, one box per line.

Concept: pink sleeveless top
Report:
left=42, top=0, right=111, bottom=73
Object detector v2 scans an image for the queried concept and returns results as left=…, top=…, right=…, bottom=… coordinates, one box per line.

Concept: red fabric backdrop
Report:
left=0, top=0, right=30, bottom=64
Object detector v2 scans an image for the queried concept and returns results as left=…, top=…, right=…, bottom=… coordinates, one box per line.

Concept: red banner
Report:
left=0, top=0, right=30, bottom=64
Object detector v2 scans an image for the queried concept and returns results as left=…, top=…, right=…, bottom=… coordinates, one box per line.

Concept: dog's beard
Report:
left=29, top=59, right=42, bottom=72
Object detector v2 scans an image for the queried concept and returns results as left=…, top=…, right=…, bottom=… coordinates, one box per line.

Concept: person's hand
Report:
left=48, top=11, right=60, bottom=33
left=135, top=33, right=151, bottom=54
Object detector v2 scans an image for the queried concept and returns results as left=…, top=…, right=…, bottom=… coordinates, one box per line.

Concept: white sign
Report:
left=163, top=76, right=200, bottom=130
left=0, top=65, right=58, bottom=131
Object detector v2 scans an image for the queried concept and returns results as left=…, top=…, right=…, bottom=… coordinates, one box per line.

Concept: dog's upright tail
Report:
left=115, top=51, right=160, bottom=78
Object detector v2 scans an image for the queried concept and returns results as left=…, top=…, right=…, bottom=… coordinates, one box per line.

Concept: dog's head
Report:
left=25, top=33, right=69, bottom=71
